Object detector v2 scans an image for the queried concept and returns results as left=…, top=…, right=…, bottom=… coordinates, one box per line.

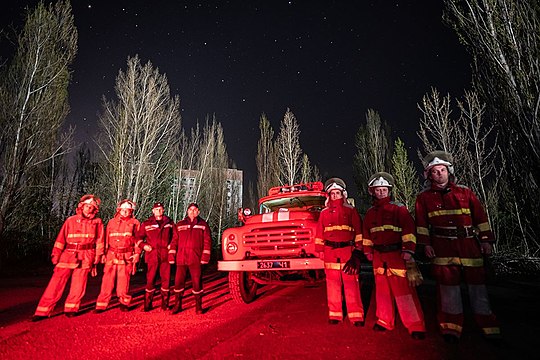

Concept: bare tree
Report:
left=256, top=113, right=278, bottom=198
left=276, top=108, right=302, bottom=185
left=96, top=56, right=182, bottom=218
left=353, top=109, right=391, bottom=210
left=0, top=0, right=77, bottom=250
left=391, top=138, right=419, bottom=211
left=444, top=0, right=540, bottom=255
left=417, top=88, right=470, bottom=176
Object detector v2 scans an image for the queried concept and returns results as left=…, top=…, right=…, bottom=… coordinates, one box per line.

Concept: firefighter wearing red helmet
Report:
left=415, top=151, right=500, bottom=343
left=95, top=199, right=141, bottom=313
left=315, top=178, right=365, bottom=326
left=363, top=172, right=426, bottom=339
left=135, top=202, right=178, bottom=312
left=32, top=195, right=104, bottom=321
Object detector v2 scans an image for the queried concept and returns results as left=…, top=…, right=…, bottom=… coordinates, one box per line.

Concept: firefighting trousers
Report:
left=34, top=267, right=90, bottom=316
left=372, top=251, right=425, bottom=333
left=433, top=264, right=500, bottom=337
left=96, top=263, right=132, bottom=309
left=174, top=263, right=203, bottom=295
left=146, top=260, right=171, bottom=292
left=324, top=267, right=364, bottom=322
left=374, top=272, right=425, bottom=333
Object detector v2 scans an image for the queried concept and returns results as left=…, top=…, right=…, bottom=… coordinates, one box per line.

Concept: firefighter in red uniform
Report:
left=136, top=202, right=177, bottom=312
left=168, top=203, right=212, bottom=315
left=363, top=172, right=426, bottom=339
left=415, top=151, right=501, bottom=343
left=32, top=195, right=104, bottom=321
left=95, top=199, right=141, bottom=313
left=315, top=178, right=365, bottom=326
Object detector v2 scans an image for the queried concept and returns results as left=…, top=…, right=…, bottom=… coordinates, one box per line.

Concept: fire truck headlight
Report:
left=226, top=234, right=238, bottom=254
left=226, top=242, right=238, bottom=254
left=243, top=208, right=252, bottom=216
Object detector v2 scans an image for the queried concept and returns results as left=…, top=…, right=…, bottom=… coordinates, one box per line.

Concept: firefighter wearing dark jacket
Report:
left=95, top=199, right=141, bottom=313
left=168, top=202, right=212, bottom=315
left=363, top=172, right=426, bottom=340
left=415, top=151, right=500, bottom=343
left=32, top=195, right=104, bottom=321
left=315, top=178, right=365, bottom=326
left=136, top=202, right=178, bottom=312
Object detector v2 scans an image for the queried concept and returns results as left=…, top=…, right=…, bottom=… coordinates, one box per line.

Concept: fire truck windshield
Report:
left=259, top=195, right=326, bottom=213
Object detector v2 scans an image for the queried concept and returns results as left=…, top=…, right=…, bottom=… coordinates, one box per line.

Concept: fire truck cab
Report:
left=218, top=182, right=327, bottom=303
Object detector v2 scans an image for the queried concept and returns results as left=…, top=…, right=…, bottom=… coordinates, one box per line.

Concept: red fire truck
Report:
left=218, top=182, right=327, bottom=303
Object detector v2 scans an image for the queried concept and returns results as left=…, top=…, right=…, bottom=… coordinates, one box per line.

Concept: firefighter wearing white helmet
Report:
left=415, top=151, right=500, bottom=343
left=315, top=177, right=365, bottom=326
left=33, top=195, right=105, bottom=321
left=363, top=172, right=426, bottom=339
left=95, top=199, right=141, bottom=313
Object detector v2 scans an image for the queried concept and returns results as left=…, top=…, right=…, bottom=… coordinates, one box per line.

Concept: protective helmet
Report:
left=422, top=150, right=454, bottom=179
left=324, top=177, right=348, bottom=198
left=117, top=199, right=136, bottom=210
left=367, top=172, right=394, bottom=195
left=79, top=194, right=101, bottom=210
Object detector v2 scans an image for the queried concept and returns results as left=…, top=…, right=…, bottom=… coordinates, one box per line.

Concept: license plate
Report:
left=257, top=261, right=291, bottom=269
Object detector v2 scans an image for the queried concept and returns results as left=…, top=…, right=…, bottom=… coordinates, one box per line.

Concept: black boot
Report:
left=171, top=292, right=183, bottom=314
left=195, top=294, right=203, bottom=315
left=144, top=291, right=154, bottom=312
left=161, top=290, right=170, bottom=310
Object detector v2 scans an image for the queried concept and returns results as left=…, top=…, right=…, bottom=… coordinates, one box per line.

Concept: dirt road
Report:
left=0, top=269, right=537, bottom=359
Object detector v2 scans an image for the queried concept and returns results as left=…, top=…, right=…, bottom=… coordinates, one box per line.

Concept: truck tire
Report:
left=229, top=271, right=257, bottom=303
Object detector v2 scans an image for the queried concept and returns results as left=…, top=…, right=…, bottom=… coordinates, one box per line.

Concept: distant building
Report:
left=177, top=168, right=243, bottom=216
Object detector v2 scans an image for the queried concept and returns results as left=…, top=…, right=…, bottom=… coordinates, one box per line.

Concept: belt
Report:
left=109, top=247, right=132, bottom=254
left=324, top=240, right=354, bottom=248
left=65, top=243, right=94, bottom=251
left=432, top=226, right=476, bottom=238
left=372, top=243, right=401, bottom=252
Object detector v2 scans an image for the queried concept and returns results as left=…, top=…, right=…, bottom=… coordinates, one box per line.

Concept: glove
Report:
left=424, top=245, right=435, bottom=258
left=143, top=244, right=152, bottom=252
left=343, top=249, right=363, bottom=275
left=168, top=252, right=175, bottom=264
left=480, top=242, right=493, bottom=256
left=94, top=255, right=101, bottom=265
left=401, top=252, right=413, bottom=261
left=100, top=254, right=106, bottom=264
left=51, top=254, right=60, bottom=265
left=365, top=252, right=373, bottom=261
left=406, top=260, right=423, bottom=287
left=91, top=265, right=97, bottom=277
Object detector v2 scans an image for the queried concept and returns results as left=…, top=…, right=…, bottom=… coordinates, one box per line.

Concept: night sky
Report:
left=1, top=1, right=471, bottom=197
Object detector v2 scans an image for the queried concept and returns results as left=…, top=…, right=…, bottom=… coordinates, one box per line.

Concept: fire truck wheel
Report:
left=229, top=271, right=257, bottom=304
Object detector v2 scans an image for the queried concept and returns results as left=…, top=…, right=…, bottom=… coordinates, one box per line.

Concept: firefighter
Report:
left=95, top=199, right=141, bottom=313
left=315, top=178, right=365, bottom=326
left=136, top=202, right=177, bottom=312
left=363, top=172, right=426, bottom=339
left=168, top=203, right=212, bottom=315
left=415, top=151, right=501, bottom=343
left=32, top=195, right=104, bottom=321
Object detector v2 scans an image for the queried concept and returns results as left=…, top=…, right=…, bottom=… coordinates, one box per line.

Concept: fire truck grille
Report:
left=243, top=227, right=312, bottom=250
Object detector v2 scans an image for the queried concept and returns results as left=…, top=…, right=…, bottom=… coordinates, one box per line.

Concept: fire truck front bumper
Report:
left=218, top=258, right=325, bottom=272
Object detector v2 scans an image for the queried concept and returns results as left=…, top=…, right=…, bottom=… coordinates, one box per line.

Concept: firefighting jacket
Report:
left=415, top=182, right=494, bottom=247
left=363, top=196, right=416, bottom=256
left=169, top=216, right=212, bottom=265
left=315, top=198, right=363, bottom=253
left=52, top=214, right=104, bottom=270
left=103, top=214, right=141, bottom=265
left=136, top=215, right=177, bottom=264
